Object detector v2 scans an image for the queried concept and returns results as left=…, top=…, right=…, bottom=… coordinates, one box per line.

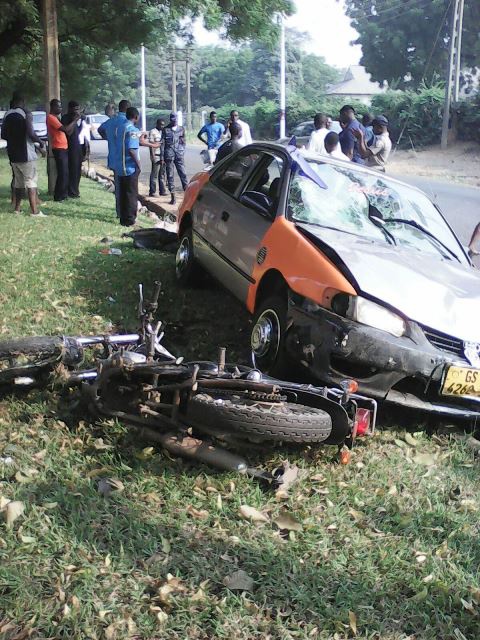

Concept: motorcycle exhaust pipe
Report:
left=135, top=427, right=249, bottom=473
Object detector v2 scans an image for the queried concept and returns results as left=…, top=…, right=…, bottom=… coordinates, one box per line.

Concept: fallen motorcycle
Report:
left=0, top=282, right=376, bottom=472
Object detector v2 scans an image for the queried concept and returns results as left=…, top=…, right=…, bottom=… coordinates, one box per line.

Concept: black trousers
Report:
left=52, top=148, right=69, bottom=201
left=149, top=160, right=167, bottom=196
left=165, top=152, right=188, bottom=192
left=68, top=146, right=82, bottom=197
left=119, top=171, right=139, bottom=227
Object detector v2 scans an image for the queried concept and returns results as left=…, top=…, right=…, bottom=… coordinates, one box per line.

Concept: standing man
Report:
left=353, top=115, right=392, bottom=172
left=47, top=99, right=80, bottom=202
left=98, top=99, right=130, bottom=217
left=338, top=105, right=365, bottom=164
left=115, top=107, right=160, bottom=227
left=215, top=122, right=243, bottom=164
left=148, top=118, right=167, bottom=197
left=307, top=113, right=329, bottom=155
left=197, top=111, right=224, bottom=164
left=226, top=110, right=252, bottom=147
left=164, top=112, right=187, bottom=205
left=324, top=132, right=351, bottom=161
left=1, top=92, right=46, bottom=217
left=61, top=100, right=83, bottom=198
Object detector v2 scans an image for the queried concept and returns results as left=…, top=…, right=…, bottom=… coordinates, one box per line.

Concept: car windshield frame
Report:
left=287, top=157, right=468, bottom=265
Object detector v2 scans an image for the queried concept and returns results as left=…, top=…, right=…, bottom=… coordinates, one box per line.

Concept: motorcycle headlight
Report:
left=351, top=297, right=405, bottom=337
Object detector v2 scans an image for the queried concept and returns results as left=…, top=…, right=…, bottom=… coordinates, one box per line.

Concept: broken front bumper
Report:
left=286, top=297, right=480, bottom=421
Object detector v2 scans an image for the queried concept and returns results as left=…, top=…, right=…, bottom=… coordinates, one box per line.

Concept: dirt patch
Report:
left=389, top=142, right=480, bottom=187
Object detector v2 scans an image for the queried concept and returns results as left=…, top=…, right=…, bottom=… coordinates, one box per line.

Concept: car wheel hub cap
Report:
left=251, top=310, right=280, bottom=360
left=176, top=237, right=190, bottom=275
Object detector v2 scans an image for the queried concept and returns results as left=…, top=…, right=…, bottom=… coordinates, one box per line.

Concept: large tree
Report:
left=0, top=0, right=293, bottom=104
left=344, top=0, right=480, bottom=88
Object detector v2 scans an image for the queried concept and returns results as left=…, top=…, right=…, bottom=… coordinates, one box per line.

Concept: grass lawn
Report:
left=0, top=152, right=480, bottom=640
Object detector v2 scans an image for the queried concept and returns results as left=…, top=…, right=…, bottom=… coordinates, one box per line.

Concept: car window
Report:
left=243, top=154, right=284, bottom=204
left=32, top=113, right=46, bottom=123
left=212, top=149, right=260, bottom=196
left=288, top=160, right=467, bottom=263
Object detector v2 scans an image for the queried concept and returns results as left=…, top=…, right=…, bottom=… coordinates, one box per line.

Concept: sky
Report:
left=193, top=0, right=362, bottom=69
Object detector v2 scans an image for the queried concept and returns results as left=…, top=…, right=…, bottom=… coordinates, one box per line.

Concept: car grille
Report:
left=422, top=326, right=465, bottom=360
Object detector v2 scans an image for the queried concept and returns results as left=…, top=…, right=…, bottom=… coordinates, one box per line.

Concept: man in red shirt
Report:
left=47, top=99, right=80, bottom=201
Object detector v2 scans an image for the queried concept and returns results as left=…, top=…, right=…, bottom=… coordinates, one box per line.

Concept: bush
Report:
left=371, top=83, right=445, bottom=148
left=457, top=94, right=480, bottom=144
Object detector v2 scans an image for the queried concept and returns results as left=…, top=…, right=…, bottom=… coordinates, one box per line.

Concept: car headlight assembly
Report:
left=331, top=294, right=406, bottom=337
left=352, top=297, right=406, bottom=337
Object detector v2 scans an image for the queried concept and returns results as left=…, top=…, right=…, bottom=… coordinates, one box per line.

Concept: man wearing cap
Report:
left=353, top=115, right=392, bottom=171
left=163, top=112, right=187, bottom=205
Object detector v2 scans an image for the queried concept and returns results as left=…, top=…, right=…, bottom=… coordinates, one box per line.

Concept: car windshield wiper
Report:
left=367, top=204, right=397, bottom=246
left=383, top=217, right=461, bottom=263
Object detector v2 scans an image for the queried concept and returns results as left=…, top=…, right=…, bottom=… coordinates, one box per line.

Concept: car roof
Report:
left=244, top=141, right=429, bottom=199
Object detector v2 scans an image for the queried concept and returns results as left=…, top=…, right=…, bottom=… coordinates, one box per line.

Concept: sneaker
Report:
left=31, top=211, right=47, bottom=217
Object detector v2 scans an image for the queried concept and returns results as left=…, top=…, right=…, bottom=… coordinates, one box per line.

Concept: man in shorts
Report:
left=1, top=92, right=46, bottom=217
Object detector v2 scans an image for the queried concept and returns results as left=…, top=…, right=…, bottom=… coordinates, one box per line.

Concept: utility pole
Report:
left=441, top=0, right=464, bottom=149
left=279, top=13, right=286, bottom=139
left=140, top=45, right=147, bottom=131
left=171, top=49, right=177, bottom=114
left=41, top=0, right=60, bottom=194
left=185, top=46, right=192, bottom=130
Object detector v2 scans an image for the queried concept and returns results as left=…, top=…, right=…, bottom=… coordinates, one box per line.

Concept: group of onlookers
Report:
left=196, top=109, right=253, bottom=165
left=307, top=105, right=392, bottom=172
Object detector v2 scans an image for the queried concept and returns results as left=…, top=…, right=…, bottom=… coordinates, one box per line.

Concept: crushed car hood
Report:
left=297, top=224, right=480, bottom=343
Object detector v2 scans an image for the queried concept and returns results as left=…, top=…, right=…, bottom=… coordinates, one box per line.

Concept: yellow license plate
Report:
left=442, top=366, right=480, bottom=397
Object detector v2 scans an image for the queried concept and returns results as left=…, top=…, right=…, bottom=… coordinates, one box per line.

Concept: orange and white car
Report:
left=176, top=143, right=480, bottom=422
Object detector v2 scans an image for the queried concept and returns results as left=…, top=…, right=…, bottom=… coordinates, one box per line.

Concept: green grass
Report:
left=1, top=152, right=480, bottom=639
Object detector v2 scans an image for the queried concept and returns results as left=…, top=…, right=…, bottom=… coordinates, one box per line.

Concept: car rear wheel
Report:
left=251, top=295, right=289, bottom=377
left=176, top=227, right=199, bottom=286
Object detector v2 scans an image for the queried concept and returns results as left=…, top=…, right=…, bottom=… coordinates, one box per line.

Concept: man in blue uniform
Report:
left=114, top=107, right=160, bottom=227
left=98, top=99, right=130, bottom=217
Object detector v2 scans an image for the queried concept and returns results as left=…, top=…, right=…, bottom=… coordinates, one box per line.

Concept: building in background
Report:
left=326, top=65, right=386, bottom=105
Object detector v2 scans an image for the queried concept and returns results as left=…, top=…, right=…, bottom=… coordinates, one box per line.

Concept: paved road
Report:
left=89, top=139, right=479, bottom=245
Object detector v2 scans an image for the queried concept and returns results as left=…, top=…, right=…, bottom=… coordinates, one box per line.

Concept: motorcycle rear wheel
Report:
left=185, top=391, right=332, bottom=444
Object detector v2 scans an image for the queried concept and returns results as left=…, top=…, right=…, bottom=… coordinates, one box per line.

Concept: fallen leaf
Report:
left=186, top=505, right=209, bottom=519
left=388, top=485, right=398, bottom=496
left=135, top=446, right=155, bottom=461
left=404, top=433, right=419, bottom=447
left=413, top=453, right=437, bottom=466
left=71, top=595, right=81, bottom=611
left=239, top=505, right=269, bottom=523
left=454, top=629, right=468, bottom=640
left=93, top=438, right=113, bottom=451
left=0, top=496, right=11, bottom=510
left=19, top=535, right=36, bottom=544
left=349, top=610, right=358, bottom=635
left=470, top=588, right=480, bottom=604
left=105, top=554, right=111, bottom=567
left=5, top=501, right=25, bottom=528
left=461, top=598, right=477, bottom=615
left=97, top=478, right=125, bottom=497
left=190, top=587, right=207, bottom=602
left=416, top=554, right=427, bottom=564
left=156, top=610, right=168, bottom=625
left=105, top=623, right=117, bottom=639
left=348, top=508, right=365, bottom=523
left=223, top=569, right=254, bottom=592
left=394, top=438, right=408, bottom=449
left=273, top=511, right=303, bottom=532
left=43, top=502, right=58, bottom=510
left=274, top=462, right=307, bottom=499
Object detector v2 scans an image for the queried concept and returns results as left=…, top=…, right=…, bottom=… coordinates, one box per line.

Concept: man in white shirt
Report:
left=353, top=115, right=392, bottom=171
left=324, top=132, right=351, bottom=161
left=227, top=110, right=252, bottom=147
left=148, top=118, right=166, bottom=196
left=307, top=113, right=329, bottom=155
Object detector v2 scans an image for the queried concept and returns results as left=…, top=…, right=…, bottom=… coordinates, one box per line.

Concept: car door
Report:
left=191, top=148, right=261, bottom=283
left=213, top=151, right=287, bottom=302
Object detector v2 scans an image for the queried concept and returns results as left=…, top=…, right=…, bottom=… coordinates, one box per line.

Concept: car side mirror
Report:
left=240, top=190, right=272, bottom=216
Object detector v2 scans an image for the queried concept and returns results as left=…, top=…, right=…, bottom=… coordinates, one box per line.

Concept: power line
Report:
left=364, top=0, right=436, bottom=20
left=424, top=0, right=453, bottom=78
left=364, top=0, right=438, bottom=27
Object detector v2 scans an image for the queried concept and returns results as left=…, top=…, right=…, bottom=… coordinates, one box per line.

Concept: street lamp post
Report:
left=140, top=44, right=147, bottom=131
left=279, top=13, right=286, bottom=139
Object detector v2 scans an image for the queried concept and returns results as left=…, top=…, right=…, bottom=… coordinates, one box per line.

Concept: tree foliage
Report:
left=0, top=0, right=293, bottom=104
left=344, top=0, right=480, bottom=88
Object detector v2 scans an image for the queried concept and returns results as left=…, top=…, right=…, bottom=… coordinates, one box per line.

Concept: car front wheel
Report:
left=251, top=295, right=288, bottom=377
left=175, top=227, right=198, bottom=286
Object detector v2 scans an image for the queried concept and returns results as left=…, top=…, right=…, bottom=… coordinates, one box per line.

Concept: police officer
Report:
left=164, top=112, right=187, bottom=204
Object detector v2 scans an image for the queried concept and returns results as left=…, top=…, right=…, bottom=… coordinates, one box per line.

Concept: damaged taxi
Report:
left=176, top=143, right=480, bottom=422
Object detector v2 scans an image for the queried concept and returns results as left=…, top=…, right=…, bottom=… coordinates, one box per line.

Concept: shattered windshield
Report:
left=288, top=161, right=466, bottom=263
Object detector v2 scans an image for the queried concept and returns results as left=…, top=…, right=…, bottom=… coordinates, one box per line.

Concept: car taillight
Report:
left=353, top=408, right=371, bottom=437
